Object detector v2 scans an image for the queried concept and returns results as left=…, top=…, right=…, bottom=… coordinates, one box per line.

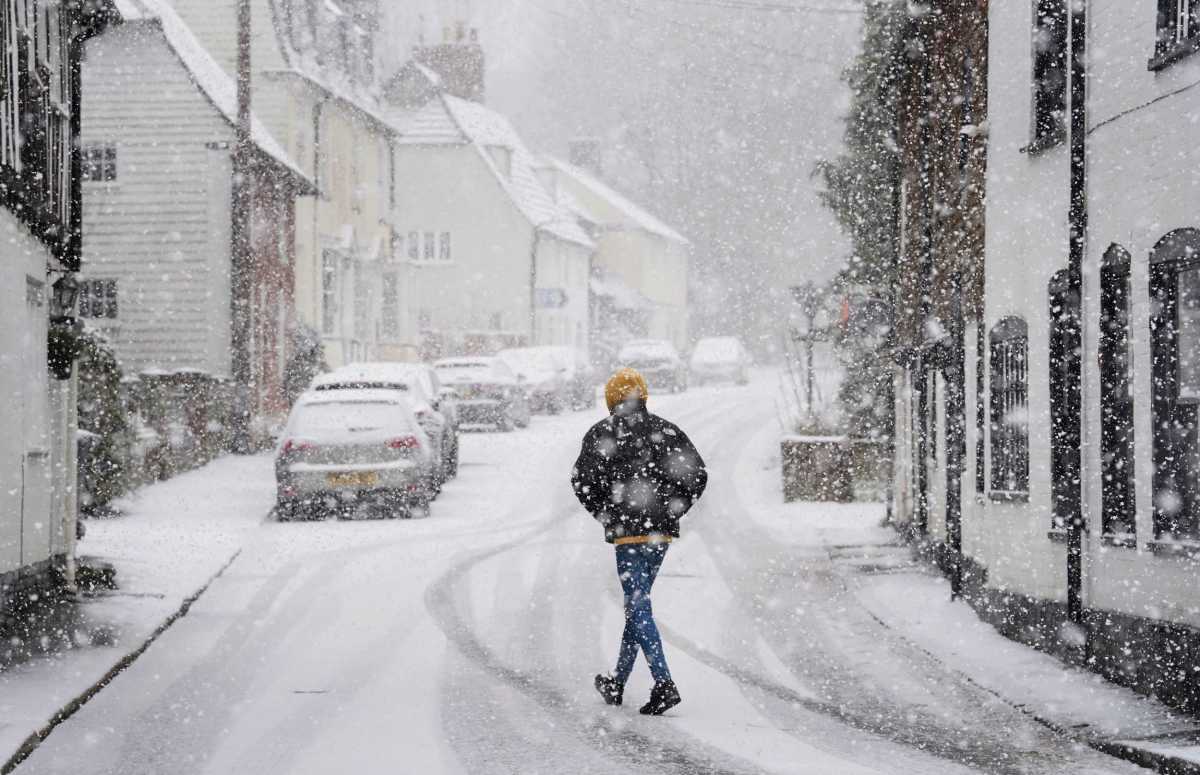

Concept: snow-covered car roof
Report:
left=692, top=337, right=743, bottom=359
left=295, top=387, right=414, bottom=407
left=313, top=362, right=438, bottom=400
left=619, top=340, right=679, bottom=359
left=434, top=357, right=517, bottom=383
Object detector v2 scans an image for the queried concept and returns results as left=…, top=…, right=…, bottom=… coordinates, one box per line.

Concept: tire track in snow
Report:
left=679, top=391, right=1148, bottom=775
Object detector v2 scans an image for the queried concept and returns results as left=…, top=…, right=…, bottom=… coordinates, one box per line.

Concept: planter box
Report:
left=781, top=435, right=853, bottom=502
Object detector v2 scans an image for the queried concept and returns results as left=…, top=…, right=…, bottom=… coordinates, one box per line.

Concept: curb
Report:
left=851, top=538, right=1200, bottom=775
left=1, top=550, right=243, bottom=774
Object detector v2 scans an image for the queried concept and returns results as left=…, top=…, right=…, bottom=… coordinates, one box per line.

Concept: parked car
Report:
left=434, top=357, right=531, bottom=431
left=311, top=362, right=459, bottom=484
left=275, top=389, right=436, bottom=520
left=497, top=347, right=569, bottom=414
left=532, top=346, right=595, bottom=411
left=618, top=339, right=688, bottom=392
left=689, top=336, right=751, bottom=385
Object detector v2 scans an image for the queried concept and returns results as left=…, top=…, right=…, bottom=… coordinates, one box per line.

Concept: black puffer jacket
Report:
left=571, top=401, right=708, bottom=543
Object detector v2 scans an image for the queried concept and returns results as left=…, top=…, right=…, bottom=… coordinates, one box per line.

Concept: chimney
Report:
left=568, top=138, right=601, bottom=174
left=413, top=23, right=485, bottom=102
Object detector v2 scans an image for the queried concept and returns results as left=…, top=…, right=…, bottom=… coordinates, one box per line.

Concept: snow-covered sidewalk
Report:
left=738, top=422, right=1200, bottom=774
left=0, top=454, right=274, bottom=768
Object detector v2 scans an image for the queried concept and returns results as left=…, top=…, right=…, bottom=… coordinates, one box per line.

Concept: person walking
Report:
left=571, top=368, right=708, bottom=715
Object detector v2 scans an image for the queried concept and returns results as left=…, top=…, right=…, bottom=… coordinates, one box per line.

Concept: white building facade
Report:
left=386, top=93, right=593, bottom=359
left=895, top=0, right=1200, bottom=714
left=1, top=0, right=114, bottom=614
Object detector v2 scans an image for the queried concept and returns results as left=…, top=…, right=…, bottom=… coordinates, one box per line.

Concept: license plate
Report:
left=327, top=471, right=378, bottom=487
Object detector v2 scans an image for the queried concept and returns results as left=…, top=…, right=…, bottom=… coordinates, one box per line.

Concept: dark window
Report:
left=1155, top=0, right=1200, bottom=58
left=990, top=317, right=1029, bottom=494
left=439, top=232, right=451, bottom=261
left=1, top=0, right=77, bottom=258
left=82, top=143, right=116, bottom=182
left=407, top=231, right=419, bottom=261
left=1048, top=271, right=1081, bottom=529
left=1100, top=246, right=1136, bottom=539
left=1031, top=0, right=1067, bottom=149
left=1149, top=229, right=1200, bottom=541
left=975, top=321, right=986, bottom=494
left=423, top=231, right=435, bottom=261
left=78, top=278, right=118, bottom=319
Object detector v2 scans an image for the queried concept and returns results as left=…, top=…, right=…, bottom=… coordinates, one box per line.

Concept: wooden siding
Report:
left=81, top=24, right=235, bottom=375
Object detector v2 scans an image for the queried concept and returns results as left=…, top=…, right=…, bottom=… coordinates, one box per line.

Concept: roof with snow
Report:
left=548, top=159, right=688, bottom=245
left=391, top=95, right=593, bottom=249
left=112, top=0, right=314, bottom=193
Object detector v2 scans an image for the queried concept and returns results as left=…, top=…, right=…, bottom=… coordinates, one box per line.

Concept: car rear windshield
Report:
left=292, top=401, right=410, bottom=435
left=315, top=380, right=409, bottom=392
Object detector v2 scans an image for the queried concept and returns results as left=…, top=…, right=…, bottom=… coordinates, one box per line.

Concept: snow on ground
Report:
left=0, top=455, right=273, bottom=763
left=2, top=373, right=1192, bottom=774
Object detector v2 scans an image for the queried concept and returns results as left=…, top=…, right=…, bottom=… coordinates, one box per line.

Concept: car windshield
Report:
left=291, top=401, right=409, bottom=435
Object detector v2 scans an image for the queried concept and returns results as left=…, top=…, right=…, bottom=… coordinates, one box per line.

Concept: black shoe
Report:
left=639, top=680, right=681, bottom=715
left=594, top=674, right=624, bottom=706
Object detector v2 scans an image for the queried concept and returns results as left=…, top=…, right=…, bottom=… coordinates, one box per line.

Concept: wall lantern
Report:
left=51, top=272, right=80, bottom=323
left=48, top=272, right=83, bottom=380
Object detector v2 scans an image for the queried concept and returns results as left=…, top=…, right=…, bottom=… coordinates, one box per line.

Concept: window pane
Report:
left=104, top=279, right=118, bottom=318
left=423, top=232, right=434, bottom=260
left=1177, top=266, right=1200, bottom=399
left=408, top=231, right=419, bottom=260
left=439, top=232, right=450, bottom=260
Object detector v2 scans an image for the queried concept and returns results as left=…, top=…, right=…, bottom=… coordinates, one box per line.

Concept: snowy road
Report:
left=15, top=378, right=1150, bottom=774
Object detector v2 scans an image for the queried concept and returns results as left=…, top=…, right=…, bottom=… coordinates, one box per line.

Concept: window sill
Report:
left=1146, top=539, right=1200, bottom=558
left=1148, top=37, right=1200, bottom=71
left=989, top=490, right=1029, bottom=503
left=1019, top=129, right=1065, bottom=156
left=1100, top=533, right=1137, bottom=548
left=1047, top=528, right=1068, bottom=543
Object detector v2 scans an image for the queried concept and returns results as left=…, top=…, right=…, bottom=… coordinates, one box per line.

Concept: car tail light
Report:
left=281, top=439, right=314, bottom=456
left=387, top=435, right=421, bottom=450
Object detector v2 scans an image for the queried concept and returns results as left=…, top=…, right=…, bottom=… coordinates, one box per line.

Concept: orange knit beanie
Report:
left=605, top=368, right=649, bottom=412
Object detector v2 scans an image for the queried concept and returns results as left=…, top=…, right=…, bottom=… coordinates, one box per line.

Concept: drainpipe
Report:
left=1065, top=0, right=1089, bottom=626
left=915, top=11, right=935, bottom=537
left=529, top=228, right=542, bottom=346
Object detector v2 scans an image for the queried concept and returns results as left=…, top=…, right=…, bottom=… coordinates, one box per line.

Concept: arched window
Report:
left=1049, top=271, right=1081, bottom=529
left=1149, top=229, right=1200, bottom=541
left=990, top=317, right=1029, bottom=495
left=1100, top=245, right=1135, bottom=540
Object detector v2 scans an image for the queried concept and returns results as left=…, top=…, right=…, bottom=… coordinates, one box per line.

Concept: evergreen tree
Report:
left=818, top=0, right=908, bottom=441
left=77, top=328, right=130, bottom=514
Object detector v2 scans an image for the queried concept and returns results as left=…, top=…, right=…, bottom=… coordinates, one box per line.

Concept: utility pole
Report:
left=230, top=0, right=253, bottom=453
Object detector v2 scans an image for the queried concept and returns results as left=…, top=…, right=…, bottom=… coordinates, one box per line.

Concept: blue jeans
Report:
left=614, top=542, right=672, bottom=685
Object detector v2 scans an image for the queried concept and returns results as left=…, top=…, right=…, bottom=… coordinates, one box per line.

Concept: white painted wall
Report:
left=976, top=0, right=1072, bottom=603
left=1078, top=0, right=1200, bottom=628
left=534, top=235, right=591, bottom=351
left=974, top=0, right=1200, bottom=626
left=0, top=209, right=57, bottom=576
left=393, top=143, right=537, bottom=348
